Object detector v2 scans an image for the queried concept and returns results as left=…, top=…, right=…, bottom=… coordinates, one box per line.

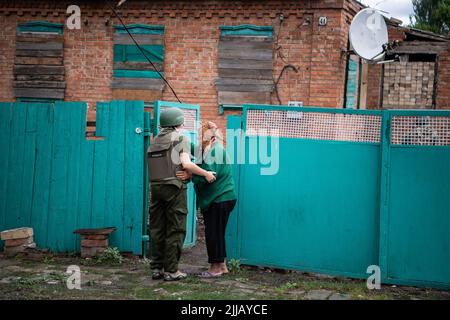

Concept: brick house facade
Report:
left=0, top=0, right=448, bottom=131
left=0, top=0, right=365, bottom=129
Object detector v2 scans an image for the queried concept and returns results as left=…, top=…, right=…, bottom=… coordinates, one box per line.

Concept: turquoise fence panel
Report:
left=0, top=101, right=146, bottom=255
left=379, top=111, right=450, bottom=289
left=227, top=105, right=383, bottom=278
left=233, top=135, right=381, bottom=278
left=0, top=104, right=12, bottom=250
left=227, top=105, right=450, bottom=289
left=153, top=100, right=200, bottom=247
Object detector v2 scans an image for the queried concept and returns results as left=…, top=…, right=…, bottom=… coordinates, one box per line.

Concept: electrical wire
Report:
left=273, top=15, right=299, bottom=105
left=107, top=0, right=182, bottom=103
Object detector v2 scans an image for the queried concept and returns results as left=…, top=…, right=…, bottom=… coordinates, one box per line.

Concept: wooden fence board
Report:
left=4, top=103, right=27, bottom=230
left=0, top=104, right=13, bottom=240
left=62, top=102, right=84, bottom=250
left=30, top=105, right=55, bottom=247
left=47, top=103, right=71, bottom=251
left=124, top=100, right=144, bottom=254
left=19, top=104, right=38, bottom=226
left=106, top=100, right=125, bottom=248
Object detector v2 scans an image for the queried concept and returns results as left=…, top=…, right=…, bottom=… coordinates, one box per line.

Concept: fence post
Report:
left=226, top=115, right=243, bottom=260
left=378, top=110, right=391, bottom=283
left=142, top=111, right=151, bottom=257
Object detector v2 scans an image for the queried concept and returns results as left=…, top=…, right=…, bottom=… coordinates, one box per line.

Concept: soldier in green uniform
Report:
left=147, top=107, right=216, bottom=281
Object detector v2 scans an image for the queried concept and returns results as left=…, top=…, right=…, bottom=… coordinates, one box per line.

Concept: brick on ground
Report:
left=0, top=227, right=33, bottom=240
left=1, top=227, right=36, bottom=256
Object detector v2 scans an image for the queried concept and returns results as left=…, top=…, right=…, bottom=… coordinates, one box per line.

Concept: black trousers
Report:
left=202, top=199, right=237, bottom=264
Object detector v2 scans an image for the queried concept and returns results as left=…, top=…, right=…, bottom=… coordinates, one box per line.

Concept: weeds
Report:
left=275, top=281, right=298, bottom=294
left=97, top=247, right=124, bottom=264
left=227, top=259, right=241, bottom=274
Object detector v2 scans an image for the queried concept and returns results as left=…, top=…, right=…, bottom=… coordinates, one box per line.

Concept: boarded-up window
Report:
left=382, top=56, right=436, bottom=109
left=112, top=24, right=165, bottom=99
left=217, top=25, right=274, bottom=108
left=14, top=21, right=65, bottom=102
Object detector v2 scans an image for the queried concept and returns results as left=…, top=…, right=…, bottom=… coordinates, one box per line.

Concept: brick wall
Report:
left=366, top=24, right=450, bottom=109
left=436, top=50, right=450, bottom=109
left=0, top=0, right=362, bottom=128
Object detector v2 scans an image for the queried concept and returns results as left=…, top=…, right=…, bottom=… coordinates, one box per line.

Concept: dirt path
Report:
left=0, top=222, right=449, bottom=300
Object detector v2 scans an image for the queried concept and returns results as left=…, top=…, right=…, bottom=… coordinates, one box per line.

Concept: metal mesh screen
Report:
left=160, top=106, right=197, bottom=132
left=246, top=109, right=382, bottom=143
left=391, top=116, right=450, bottom=146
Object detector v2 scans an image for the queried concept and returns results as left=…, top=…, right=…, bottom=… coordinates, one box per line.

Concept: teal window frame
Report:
left=219, top=24, right=273, bottom=37
left=113, top=24, right=165, bottom=79
left=17, top=21, right=64, bottom=34
left=16, top=97, right=62, bottom=103
left=219, top=104, right=243, bottom=115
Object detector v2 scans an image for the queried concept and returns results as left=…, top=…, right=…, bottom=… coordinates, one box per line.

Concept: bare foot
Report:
left=221, top=262, right=229, bottom=274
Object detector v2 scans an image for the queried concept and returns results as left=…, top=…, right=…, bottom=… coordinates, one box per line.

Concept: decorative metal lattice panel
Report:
left=246, top=109, right=382, bottom=143
left=160, top=106, right=198, bottom=132
left=391, top=116, right=450, bottom=146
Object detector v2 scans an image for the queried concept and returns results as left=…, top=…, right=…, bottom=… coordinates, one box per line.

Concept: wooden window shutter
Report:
left=112, top=24, right=165, bottom=100
left=217, top=25, right=274, bottom=109
left=14, top=21, right=65, bottom=101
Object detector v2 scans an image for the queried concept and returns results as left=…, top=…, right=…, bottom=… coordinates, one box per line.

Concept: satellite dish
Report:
left=349, top=8, right=389, bottom=63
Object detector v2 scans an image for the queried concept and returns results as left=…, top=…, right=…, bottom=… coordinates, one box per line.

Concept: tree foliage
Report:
left=410, top=0, right=450, bottom=34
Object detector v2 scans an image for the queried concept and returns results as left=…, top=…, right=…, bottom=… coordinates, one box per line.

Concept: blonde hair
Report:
left=201, top=122, right=223, bottom=144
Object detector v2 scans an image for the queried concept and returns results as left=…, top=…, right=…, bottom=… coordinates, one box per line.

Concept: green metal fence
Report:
left=226, top=105, right=450, bottom=289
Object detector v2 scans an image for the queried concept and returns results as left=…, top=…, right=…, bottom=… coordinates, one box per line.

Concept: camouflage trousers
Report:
left=149, top=184, right=187, bottom=273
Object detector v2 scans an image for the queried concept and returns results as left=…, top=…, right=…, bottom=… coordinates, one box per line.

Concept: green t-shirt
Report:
left=191, top=142, right=236, bottom=210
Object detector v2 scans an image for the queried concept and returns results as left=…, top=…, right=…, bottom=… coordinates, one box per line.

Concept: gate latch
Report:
left=135, top=127, right=143, bottom=134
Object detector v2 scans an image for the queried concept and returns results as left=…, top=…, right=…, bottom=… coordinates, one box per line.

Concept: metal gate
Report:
left=226, top=104, right=450, bottom=289
left=152, top=100, right=200, bottom=247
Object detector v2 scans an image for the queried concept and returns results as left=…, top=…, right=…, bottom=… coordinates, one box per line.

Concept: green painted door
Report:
left=152, top=100, right=200, bottom=247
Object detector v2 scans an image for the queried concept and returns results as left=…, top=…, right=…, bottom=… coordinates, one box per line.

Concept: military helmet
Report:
left=159, top=107, right=184, bottom=127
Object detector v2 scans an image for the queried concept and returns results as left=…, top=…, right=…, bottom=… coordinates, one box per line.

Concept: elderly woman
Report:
left=177, top=121, right=236, bottom=277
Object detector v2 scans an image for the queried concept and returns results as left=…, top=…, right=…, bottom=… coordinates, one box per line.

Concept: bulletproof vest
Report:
left=147, top=129, right=184, bottom=182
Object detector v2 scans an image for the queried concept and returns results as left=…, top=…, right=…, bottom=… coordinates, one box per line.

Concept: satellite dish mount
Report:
left=349, top=8, right=398, bottom=64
